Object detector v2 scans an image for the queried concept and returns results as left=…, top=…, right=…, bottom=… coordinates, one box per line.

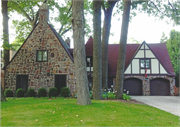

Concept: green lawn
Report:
left=1, top=97, right=179, bottom=126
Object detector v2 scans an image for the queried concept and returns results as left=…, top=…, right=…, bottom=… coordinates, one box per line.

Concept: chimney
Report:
left=39, top=3, right=49, bottom=22
left=65, top=37, right=71, bottom=47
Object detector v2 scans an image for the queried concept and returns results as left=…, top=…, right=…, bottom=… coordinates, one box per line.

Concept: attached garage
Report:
left=150, top=78, right=170, bottom=96
left=124, top=78, right=142, bottom=95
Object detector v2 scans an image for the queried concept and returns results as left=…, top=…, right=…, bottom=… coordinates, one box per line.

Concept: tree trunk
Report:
left=72, top=0, right=91, bottom=105
left=92, top=0, right=102, bottom=100
left=1, top=84, right=7, bottom=101
left=115, top=0, right=131, bottom=99
left=2, top=1, right=9, bottom=66
left=102, top=1, right=117, bottom=90
left=179, top=42, right=180, bottom=96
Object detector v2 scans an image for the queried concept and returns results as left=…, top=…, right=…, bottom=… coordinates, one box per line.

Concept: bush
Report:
left=16, top=88, right=24, bottom=97
left=60, top=87, right=70, bottom=97
left=38, top=88, right=47, bottom=97
left=89, top=90, right=93, bottom=99
left=102, top=92, right=116, bottom=99
left=4, top=89, right=14, bottom=97
left=26, top=88, right=36, bottom=97
left=48, top=87, right=57, bottom=98
left=123, top=93, right=132, bottom=101
left=102, top=92, right=108, bottom=99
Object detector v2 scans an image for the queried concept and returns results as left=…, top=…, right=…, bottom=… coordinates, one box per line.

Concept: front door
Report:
left=55, top=75, right=66, bottom=94
left=16, top=75, right=28, bottom=93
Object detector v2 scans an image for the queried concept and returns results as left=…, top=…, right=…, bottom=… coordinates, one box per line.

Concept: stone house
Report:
left=3, top=3, right=76, bottom=95
left=3, top=3, right=175, bottom=96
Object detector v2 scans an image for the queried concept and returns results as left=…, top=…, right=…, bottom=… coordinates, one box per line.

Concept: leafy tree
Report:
left=72, top=0, right=91, bottom=105
left=131, top=0, right=180, bottom=25
left=115, top=0, right=131, bottom=99
left=161, top=30, right=180, bottom=75
left=92, top=0, right=102, bottom=100
left=160, top=32, right=168, bottom=43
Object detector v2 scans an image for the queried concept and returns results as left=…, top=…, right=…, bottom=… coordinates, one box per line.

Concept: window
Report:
left=37, top=50, right=48, bottom=62
left=140, top=59, right=150, bottom=69
left=86, top=57, right=93, bottom=67
left=86, top=56, right=93, bottom=72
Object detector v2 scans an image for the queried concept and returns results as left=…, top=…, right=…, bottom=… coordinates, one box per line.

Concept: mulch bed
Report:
left=102, top=99, right=146, bottom=105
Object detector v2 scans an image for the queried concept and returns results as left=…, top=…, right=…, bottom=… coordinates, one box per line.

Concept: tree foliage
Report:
left=131, top=0, right=180, bottom=25
left=160, top=30, right=180, bottom=87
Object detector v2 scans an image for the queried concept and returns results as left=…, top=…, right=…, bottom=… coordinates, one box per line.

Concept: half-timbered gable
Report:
left=84, top=37, right=175, bottom=96
left=124, top=41, right=168, bottom=75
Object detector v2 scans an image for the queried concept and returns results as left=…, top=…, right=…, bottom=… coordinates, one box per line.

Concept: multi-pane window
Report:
left=37, top=50, right=48, bottom=62
left=140, top=59, right=150, bottom=69
left=86, top=56, right=93, bottom=72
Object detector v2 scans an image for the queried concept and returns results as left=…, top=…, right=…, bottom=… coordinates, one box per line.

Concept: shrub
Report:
left=26, top=88, right=36, bottom=97
left=4, top=89, right=14, bottom=97
left=38, top=88, right=47, bottom=97
left=48, top=87, right=57, bottom=98
left=16, top=88, right=24, bottom=97
left=102, top=92, right=116, bottom=99
left=89, top=90, right=93, bottom=99
left=123, top=93, right=132, bottom=101
left=60, top=87, right=70, bottom=97
left=107, top=92, right=116, bottom=99
left=102, top=92, right=108, bottom=99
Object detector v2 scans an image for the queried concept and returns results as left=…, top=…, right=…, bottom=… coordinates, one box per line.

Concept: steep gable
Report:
left=124, top=41, right=170, bottom=75
left=3, top=3, right=76, bottom=93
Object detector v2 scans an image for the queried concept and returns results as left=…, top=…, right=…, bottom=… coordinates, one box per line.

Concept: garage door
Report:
left=124, top=78, right=142, bottom=95
left=150, top=78, right=170, bottom=96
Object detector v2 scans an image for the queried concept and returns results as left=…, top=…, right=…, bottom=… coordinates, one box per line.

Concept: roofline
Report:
left=123, top=41, right=143, bottom=72
left=48, top=23, right=74, bottom=63
left=124, top=41, right=173, bottom=75
left=2, top=22, right=74, bottom=70
left=146, top=42, right=171, bottom=74
left=2, top=23, right=39, bottom=70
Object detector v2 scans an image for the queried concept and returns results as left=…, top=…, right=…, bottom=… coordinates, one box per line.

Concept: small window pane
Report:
left=87, top=58, right=91, bottom=66
left=38, top=51, right=42, bottom=61
left=43, top=51, right=47, bottom=61
left=146, top=60, right=150, bottom=68
left=140, top=60, right=145, bottom=68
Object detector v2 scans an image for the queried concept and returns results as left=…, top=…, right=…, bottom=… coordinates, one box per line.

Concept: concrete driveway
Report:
left=131, top=96, right=180, bottom=117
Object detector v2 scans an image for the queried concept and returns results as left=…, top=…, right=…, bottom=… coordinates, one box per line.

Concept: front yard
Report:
left=1, top=97, right=179, bottom=126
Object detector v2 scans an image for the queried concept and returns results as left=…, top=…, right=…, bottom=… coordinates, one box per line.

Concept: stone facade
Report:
left=124, top=75, right=175, bottom=96
left=4, top=4, right=76, bottom=95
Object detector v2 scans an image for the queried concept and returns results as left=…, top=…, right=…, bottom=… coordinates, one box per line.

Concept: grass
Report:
left=1, top=97, right=180, bottom=126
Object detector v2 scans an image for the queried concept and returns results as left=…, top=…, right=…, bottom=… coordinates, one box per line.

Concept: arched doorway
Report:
left=124, top=78, right=142, bottom=95
left=150, top=78, right=170, bottom=96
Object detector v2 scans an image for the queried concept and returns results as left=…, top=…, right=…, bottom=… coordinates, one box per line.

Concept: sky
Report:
left=0, top=2, right=179, bottom=49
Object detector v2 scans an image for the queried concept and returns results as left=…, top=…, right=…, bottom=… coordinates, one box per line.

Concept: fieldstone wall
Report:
left=124, top=75, right=175, bottom=96
left=4, top=21, right=76, bottom=95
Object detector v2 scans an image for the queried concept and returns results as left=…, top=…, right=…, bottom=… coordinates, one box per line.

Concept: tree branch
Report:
left=168, top=0, right=179, bottom=15
left=148, top=0, right=167, bottom=16
left=12, top=1, right=32, bottom=23
left=58, top=4, right=72, bottom=34
left=60, top=27, right=72, bottom=36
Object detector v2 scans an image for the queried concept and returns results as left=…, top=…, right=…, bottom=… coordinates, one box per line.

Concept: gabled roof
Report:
left=85, top=37, right=175, bottom=76
left=85, top=36, right=93, bottom=56
left=108, top=44, right=139, bottom=76
left=48, top=24, right=74, bottom=62
left=3, top=22, right=73, bottom=70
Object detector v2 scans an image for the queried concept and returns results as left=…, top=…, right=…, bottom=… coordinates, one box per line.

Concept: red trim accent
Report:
left=145, top=69, right=147, bottom=78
